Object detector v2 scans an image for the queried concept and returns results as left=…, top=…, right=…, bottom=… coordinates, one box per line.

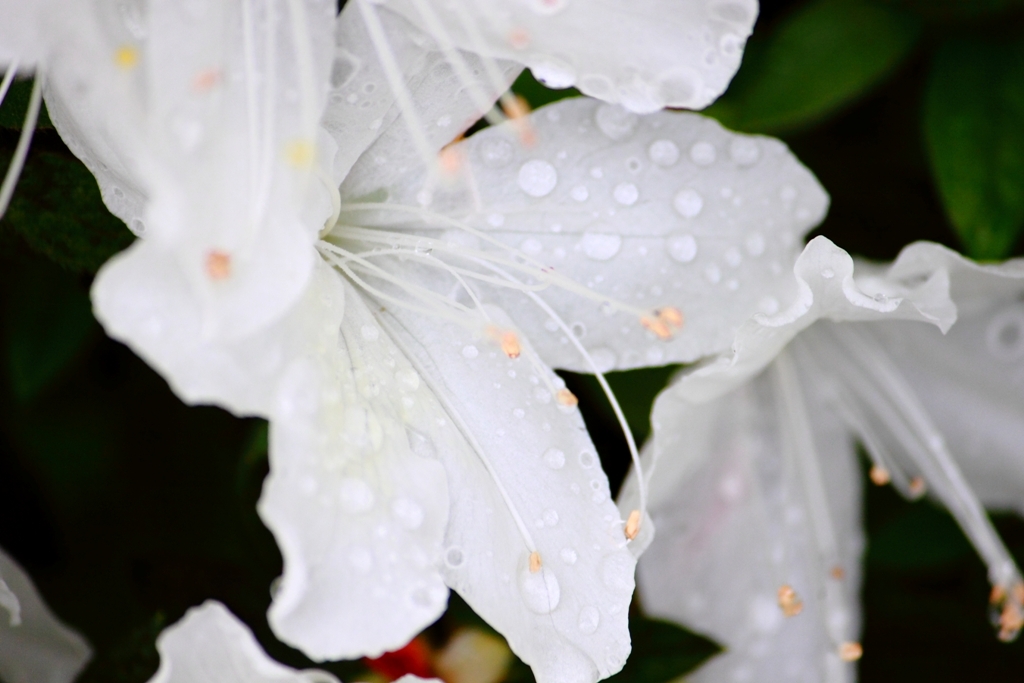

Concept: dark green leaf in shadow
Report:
left=706, top=0, right=920, bottom=134
left=0, top=78, right=53, bottom=129
left=606, top=616, right=721, bottom=683
left=0, top=147, right=133, bottom=272
left=512, top=69, right=581, bottom=110
left=3, top=258, right=96, bottom=401
left=878, top=0, right=1024, bottom=21
left=923, top=38, right=1024, bottom=260
left=867, top=502, right=973, bottom=571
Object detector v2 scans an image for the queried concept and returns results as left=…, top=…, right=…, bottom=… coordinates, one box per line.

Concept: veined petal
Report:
left=381, top=307, right=637, bottom=683
left=0, top=548, right=92, bottom=683
left=260, top=266, right=450, bottom=660
left=627, top=361, right=863, bottom=683
left=379, top=0, right=758, bottom=112
left=343, top=98, right=828, bottom=374
left=149, top=601, right=336, bottom=683
left=669, top=237, right=960, bottom=404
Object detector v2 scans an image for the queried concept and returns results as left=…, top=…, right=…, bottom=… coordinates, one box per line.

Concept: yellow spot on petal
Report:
left=284, top=139, right=315, bottom=168
left=777, top=585, right=803, bottom=617
left=529, top=551, right=542, bottom=573
left=556, top=388, right=578, bottom=407
left=869, top=465, right=891, bottom=486
left=114, top=45, right=139, bottom=70
left=205, top=250, right=232, bottom=280
left=838, top=642, right=863, bottom=662
left=624, top=510, right=641, bottom=540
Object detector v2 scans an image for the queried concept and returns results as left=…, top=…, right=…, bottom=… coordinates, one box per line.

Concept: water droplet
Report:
left=542, top=509, right=560, bottom=526
left=436, top=114, right=452, bottom=127
left=719, top=33, right=741, bottom=57
left=520, top=238, right=543, bottom=255
left=580, top=233, right=622, bottom=261
left=745, top=232, right=766, bottom=256
left=821, top=267, right=835, bottom=279
left=590, top=478, right=610, bottom=503
left=600, top=553, right=634, bottom=594
left=780, top=185, right=797, bottom=202
left=667, top=233, right=698, bottom=263
left=571, top=184, right=589, bottom=202
left=704, top=264, right=721, bottom=284
left=560, top=547, right=578, bottom=564
left=673, top=188, right=703, bottom=217
left=513, top=408, right=526, bottom=418
left=626, top=157, right=642, bottom=173
left=570, top=321, right=587, bottom=338
left=533, top=60, right=576, bottom=88
left=579, top=451, right=596, bottom=468
left=986, top=307, right=1024, bottom=361
left=543, top=448, right=566, bottom=469
left=361, top=324, right=379, bottom=341
left=589, top=348, right=617, bottom=372
left=518, top=160, right=558, bottom=197
left=519, top=565, right=561, bottom=614
left=730, top=138, right=760, bottom=166
left=689, top=141, right=716, bottom=166
left=595, top=104, right=639, bottom=140
left=648, top=139, right=680, bottom=167
left=462, top=345, right=479, bottom=359
left=613, top=183, right=639, bottom=206
left=759, top=297, right=780, bottom=315
left=396, top=368, right=420, bottom=391
left=339, top=478, right=375, bottom=513
left=478, top=137, right=514, bottom=168
left=578, top=606, right=600, bottom=634
left=391, top=498, right=424, bottom=530
left=349, top=546, right=373, bottom=574
left=724, top=247, right=743, bottom=267
left=487, top=213, right=506, bottom=227
left=445, top=546, right=465, bottom=568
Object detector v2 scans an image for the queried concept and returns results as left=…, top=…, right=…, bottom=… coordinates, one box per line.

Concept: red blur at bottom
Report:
left=363, top=637, right=436, bottom=681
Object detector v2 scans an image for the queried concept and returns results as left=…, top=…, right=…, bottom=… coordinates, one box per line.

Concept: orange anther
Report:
left=205, top=250, right=232, bottom=280
left=657, top=306, right=684, bottom=331
left=991, top=584, right=1007, bottom=605
left=529, top=551, right=542, bottom=573
left=831, top=566, right=845, bottom=580
left=869, top=465, right=891, bottom=486
left=556, top=389, right=578, bottom=407
left=908, top=477, right=926, bottom=497
left=1000, top=603, right=1024, bottom=642
left=193, top=68, right=221, bottom=91
left=838, top=642, right=863, bottom=662
left=438, top=145, right=464, bottom=175
left=641, top=315, right=672, bottom=340
left=777, top=585, right=803, bottom=617
left=624, top=510, right=641, bottom=540
left=501, top=332, right=521, bottom=359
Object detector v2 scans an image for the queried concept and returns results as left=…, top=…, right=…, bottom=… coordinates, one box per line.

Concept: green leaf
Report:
left=512, top=69, right=581, bottom=110
left=606, top=616, right=720, bottom=683
left=878, top=0, right=1024, bottom=21
left=0, top=147, right=134, bottom=272
left=3, top=257, right=97, bottom=401
left=0, top=78, right=53, bottom=129
left=867, top=503, right=972, bottom=570
left=923, top=38, right=1024, bottom=259
left=706, top=0, right=920, bottom=134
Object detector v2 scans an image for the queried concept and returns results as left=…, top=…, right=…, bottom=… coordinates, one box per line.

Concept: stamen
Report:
left=438, top=138, right=465, bottom=176
left=205, top=251, right=232, bottom=280
left=624, top=509, right=641, bottom=540
left=908, top=476, right=926, bottom=498
left=529, top=551, right=542, bottom=573
left=500, top=94, right=536, bottom=146
left=777, top=585, right=803, bottom=617
left=0, top=73, right=43, bottom=221
left=640, top=307, right=685, bottom=341
left=869, top=465, right=891, bottom=486
left=485, top=325, right=522, bottom=359
left=114, top=45, right=139, bottom=69
left=838, top=642, right=863, bottom=662
left=556, top=388, right=578, bottom=407
left=831, top=566, right=845, bottom=580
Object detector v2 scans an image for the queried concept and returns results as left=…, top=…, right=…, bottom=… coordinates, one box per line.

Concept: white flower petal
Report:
left=630, top=364, right=863, bottom=683
left=380, top=0, right=757, bottom=112
left=382, top=307, right=636, bottom=683
left=149, top=601, right=335, bottom=683
left=357, top=98, right=828, bottom=373
left=0, top=548, right=91, bottom=683
left=670, top=236, right=960, bottom=404
left=259, top=266, right=450, bottom=660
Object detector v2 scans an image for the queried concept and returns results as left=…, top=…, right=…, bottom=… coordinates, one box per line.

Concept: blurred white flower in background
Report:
left=620, top=239, right=1024, bottom=683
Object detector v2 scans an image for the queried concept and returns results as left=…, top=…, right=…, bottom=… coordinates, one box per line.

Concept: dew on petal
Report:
left=462, top=345, right=479, bottom=359
left=729, top=137, right=761, bottom=166
left=986, top=307, right=1024, bottom=361
left=578, top=606, right=600, bottom=634
left=600, top=553, right=634, bottom=594
left=542, top=509, right=560, bottom=526
left=613, top=183, right=639, bottom=206
left=579, top=451, right=596, bottom=468
left=667, top=233, right=698, bottom=263
left=560, top=547, right=578, bottom=564
left=519, top=565, right=561, bottom=614
left=445, top=546, right=466, bottom=568
left=339, top=478, right=375, bottom=513
left=391, top=497, right=424, bottom=530
left=745, top=232, right=766, bottom=256
left=673, top=189, right=704, bottom=218
left=689, top=141, right=717, bottom=166
left=594, top=104, right=639, bottom=140
left=724, top=247, right=743, bottom=267
left=478, top=137, right=514, bottom=168
left=580, top=233, right=622, bottom=261
left=648, top=139, right=680, bottom=167
left=543, top=448, right=566, bottom=469
left=361, top=324, right=379, bottom=341
left=571, top=184, right=589, bottom=202
left=518, top=160, right=558, bottom=197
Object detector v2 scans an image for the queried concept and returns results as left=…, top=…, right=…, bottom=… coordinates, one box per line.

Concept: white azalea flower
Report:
left=0, top=546, right=92, bottom=683
left=146, top=601, right=343, bottom=683
left=619, top=238, right=1024, bottom=682
left=43, top=0, right=827, bottom=680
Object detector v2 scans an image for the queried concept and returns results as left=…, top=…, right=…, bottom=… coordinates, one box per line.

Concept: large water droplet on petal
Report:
left=648, top=139, right=680, bottom=167
left=730, top=138, right=761, bottom=166
left=518, top=160, right=558, bottom=197
left=595, top=104, right=639, bottom=140
left=578, top=606, right=600, bottom=634
left=667, top=233, right=698, bottom=263
left=543, top=448, right=566, bottom=469
left=560, top=547, right=578, bottom=565
left=673, top=189, right=703, bottom=218
left=339, top=478, right=375, bottom=513
left=391, top=497, right=424, bottom=530
left=689, top=141, right=717, bottom=166
left=519, top=565, right=561, bottom=614
left=580, top=233, right=622, bottom=261
left=613, top=183, right=639, bottom=206
left=478, top=137, right=514, bottom=168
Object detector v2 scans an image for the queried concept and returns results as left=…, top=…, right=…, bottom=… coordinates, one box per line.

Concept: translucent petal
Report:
left=0, top=548, right=91, bottom=683
left=348, top=98, right=828, bottom=373
left=382, top=306, right=637, bottom=683
left=259, top=267, right=451, bottom=660
left=668, top=236, right=959, bottom=404
left=380, top=0, right=758, bottom=112
left=149, top=601, right=336, bottom=683
left=630, top=364, right=863, bottom=683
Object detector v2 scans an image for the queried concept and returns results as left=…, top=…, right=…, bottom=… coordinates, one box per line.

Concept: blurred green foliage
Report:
left=2, top=0, right=1024, bottom=681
